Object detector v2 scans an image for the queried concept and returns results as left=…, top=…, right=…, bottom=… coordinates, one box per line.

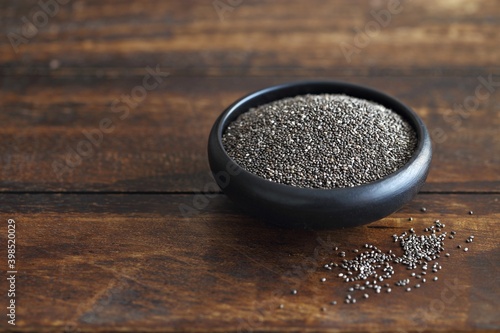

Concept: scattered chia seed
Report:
left=281, top=211, right=473, bottom=311
left=222, top=94, right=417, bottom=189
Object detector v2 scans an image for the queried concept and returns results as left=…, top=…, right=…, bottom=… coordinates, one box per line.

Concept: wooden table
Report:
left=1, top=1, right=499, bottom=332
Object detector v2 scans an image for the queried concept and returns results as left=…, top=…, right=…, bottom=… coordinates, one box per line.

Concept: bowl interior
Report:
left=216, top=81, right=427, bottom=190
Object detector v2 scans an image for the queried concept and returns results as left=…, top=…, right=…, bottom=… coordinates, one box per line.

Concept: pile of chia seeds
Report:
left=222, top=94, right=417, bottom=188
left=282, top=210, right=476, bottom=310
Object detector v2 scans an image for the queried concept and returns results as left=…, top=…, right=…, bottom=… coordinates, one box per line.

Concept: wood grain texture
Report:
left=0, top=76, right=499, bottom=192
left=0, top=0, right=499, bottom=332
left=0, top=0, right=499, bottom=75
left=0, top=193, right=499, bottom=332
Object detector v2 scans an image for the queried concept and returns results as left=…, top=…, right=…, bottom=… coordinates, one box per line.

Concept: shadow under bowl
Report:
left=208, top=81, right=432, bottom=229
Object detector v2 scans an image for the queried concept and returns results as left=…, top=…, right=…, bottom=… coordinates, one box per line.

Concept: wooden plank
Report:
left=1, top=193, right=498, bottom=332
left=0, top=0, right=499, bottom=75
left=0, top=76, right=498, bottom=192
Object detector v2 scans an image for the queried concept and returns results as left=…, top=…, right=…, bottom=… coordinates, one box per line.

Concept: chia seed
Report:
left=281, top=209, right=475, bottom=310
left=222, top=94, right=417, bottom=189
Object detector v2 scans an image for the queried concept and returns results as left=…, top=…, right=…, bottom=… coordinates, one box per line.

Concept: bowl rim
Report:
left=212, top=80, right=430, bottom=197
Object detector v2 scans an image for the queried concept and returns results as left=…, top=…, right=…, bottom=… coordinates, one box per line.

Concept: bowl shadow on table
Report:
left=198, top=193, right=389, bottom=281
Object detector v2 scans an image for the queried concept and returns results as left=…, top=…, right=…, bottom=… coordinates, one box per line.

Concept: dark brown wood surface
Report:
left=1, top=194, right=500, bottom=332
left=0, top=1, right=499, bottom=332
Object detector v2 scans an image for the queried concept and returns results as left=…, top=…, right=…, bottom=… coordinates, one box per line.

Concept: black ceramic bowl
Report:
left=208, top=81, right=432, bottom=229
